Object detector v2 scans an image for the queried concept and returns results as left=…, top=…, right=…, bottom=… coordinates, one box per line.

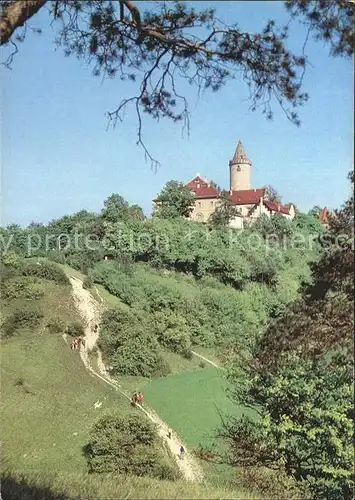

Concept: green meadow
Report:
left=144, top=367, right=254, bottom=449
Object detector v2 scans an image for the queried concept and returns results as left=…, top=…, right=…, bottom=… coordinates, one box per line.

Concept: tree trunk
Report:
left=1, top=0, right=47, bottom=45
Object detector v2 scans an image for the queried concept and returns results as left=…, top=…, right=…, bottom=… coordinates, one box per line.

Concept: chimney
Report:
left=254, top=188, right=256, bottom=192
left=229, top=189, right=232, bottom=195
left=278, top=204, right=281, bottom=211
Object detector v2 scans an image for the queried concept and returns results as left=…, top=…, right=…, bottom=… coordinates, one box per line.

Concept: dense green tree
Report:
left=152, top=310, right=191, bottom=357
left=101, top=193, right=144, bottom=223
left=129, top=204, right=146, bottom=221
left=248, top=213, right=293, bottom=241
left=1, top=250, right=22, bottom=268
left=294, top=211, right=323, bottom=232
left=86, top=413, right=178, bottom=480
left=219, top=173, right=354, bottom=499
left=99, top=306, right=168, bottom=377
left=153, top=181, right=195, bottom=219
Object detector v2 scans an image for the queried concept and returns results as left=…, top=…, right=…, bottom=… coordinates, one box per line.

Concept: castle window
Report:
left=197, top=201, right=201, bottom=207
left=211, top=200, right=214, bottom=206
left=236, top=166, right=241, bottom=172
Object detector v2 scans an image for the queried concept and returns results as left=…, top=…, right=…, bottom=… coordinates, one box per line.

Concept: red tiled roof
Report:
left=228, top=188, right=266, bottom=205
left=263, top=199, right=290, bottom=215
left=185, top=176, right=219, bottom=199
left=185, top=179, right=292, bottom=215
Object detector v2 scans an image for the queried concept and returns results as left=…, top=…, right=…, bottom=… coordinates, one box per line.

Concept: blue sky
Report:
left=1, top=1, right=353, bottom=227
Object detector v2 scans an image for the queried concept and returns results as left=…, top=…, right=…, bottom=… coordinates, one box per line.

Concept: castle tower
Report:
left=229, top=140, right=252, bottom=191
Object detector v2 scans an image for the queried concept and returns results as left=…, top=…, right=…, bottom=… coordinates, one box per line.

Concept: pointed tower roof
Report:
left=231, top=139, right=251, bottom=164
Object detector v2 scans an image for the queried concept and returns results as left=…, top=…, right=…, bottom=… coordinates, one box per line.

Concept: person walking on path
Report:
left=137, top=392, right=143, bottom=405
left=131, top=392, right=138, bottom=407
left=179, top=445, right=185, bottom=460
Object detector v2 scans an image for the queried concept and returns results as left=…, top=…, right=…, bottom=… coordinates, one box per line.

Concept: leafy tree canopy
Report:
left=85, top=412, right=178, bottom=480
left=101, top=193, right=145, bottom=223
left=218, top=172, right=354, bottom=499
left=153, top=180, right=195, bottom=219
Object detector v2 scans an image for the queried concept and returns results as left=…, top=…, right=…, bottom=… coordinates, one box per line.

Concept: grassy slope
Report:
left=1, top=272, right=253, bottom=498
left=143, top=367, right=256, bottom=488
left=143, top=368, right=254, bottom=450
left=58, top=262, right=251, bottom=485
left=1, top=280, right=134, bottom=474
left=58, top=261, right=217, bottom=377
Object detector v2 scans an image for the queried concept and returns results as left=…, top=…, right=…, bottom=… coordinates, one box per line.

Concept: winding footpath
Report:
left=191, top=350, right=220, bottom=369
left=68, top=276, right=204, bottom=483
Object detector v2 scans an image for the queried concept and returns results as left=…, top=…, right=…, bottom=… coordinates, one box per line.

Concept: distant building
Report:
left=185, top=140, right=295, bottom=228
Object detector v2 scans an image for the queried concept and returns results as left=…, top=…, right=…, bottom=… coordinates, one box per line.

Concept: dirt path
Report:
left=69, top=276, right=204, bottom=483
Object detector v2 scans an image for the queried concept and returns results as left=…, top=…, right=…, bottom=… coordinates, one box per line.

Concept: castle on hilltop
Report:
left=185, top=140, right=295, bottom=228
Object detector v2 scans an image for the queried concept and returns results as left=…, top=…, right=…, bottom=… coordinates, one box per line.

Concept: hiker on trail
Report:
left=137, top=392, right=143, bottom=405
left=93, top=324, right=98, bottom=333
left=179, top=446, right=185, bottom=460
left=167, top=430, right=172, bottom=439
left=70, top=339, right=76, bottom=350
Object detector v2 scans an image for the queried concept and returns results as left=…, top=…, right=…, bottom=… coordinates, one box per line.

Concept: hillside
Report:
left=0, top=260, right=254, bottom=499
left=1, top=200, right=329, bottom=498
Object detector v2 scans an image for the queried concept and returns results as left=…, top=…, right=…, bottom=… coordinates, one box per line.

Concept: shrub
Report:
left=86, top=413, right=179, bottom=480
left=66, top=321, right=85, bottom=337
left=104, top=328, right=168, bottom=378
left=152, top=310, right=191, bottom=355
left=46, top=250, right=67, bottom=264
left=2, top=308, right=43, bottom=336
left=236, top=466, right=310, bottom=499
left=21, top=261, right=69, bottom=285
left=99, top=308, right=169, bottom=377
left=150, top=355, right=171, bottom=378
left=1, top=251, right=22, bottom=268
left=91, top=263, right=142, bottom=306
left=47, top=316, right=66, bottom=334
